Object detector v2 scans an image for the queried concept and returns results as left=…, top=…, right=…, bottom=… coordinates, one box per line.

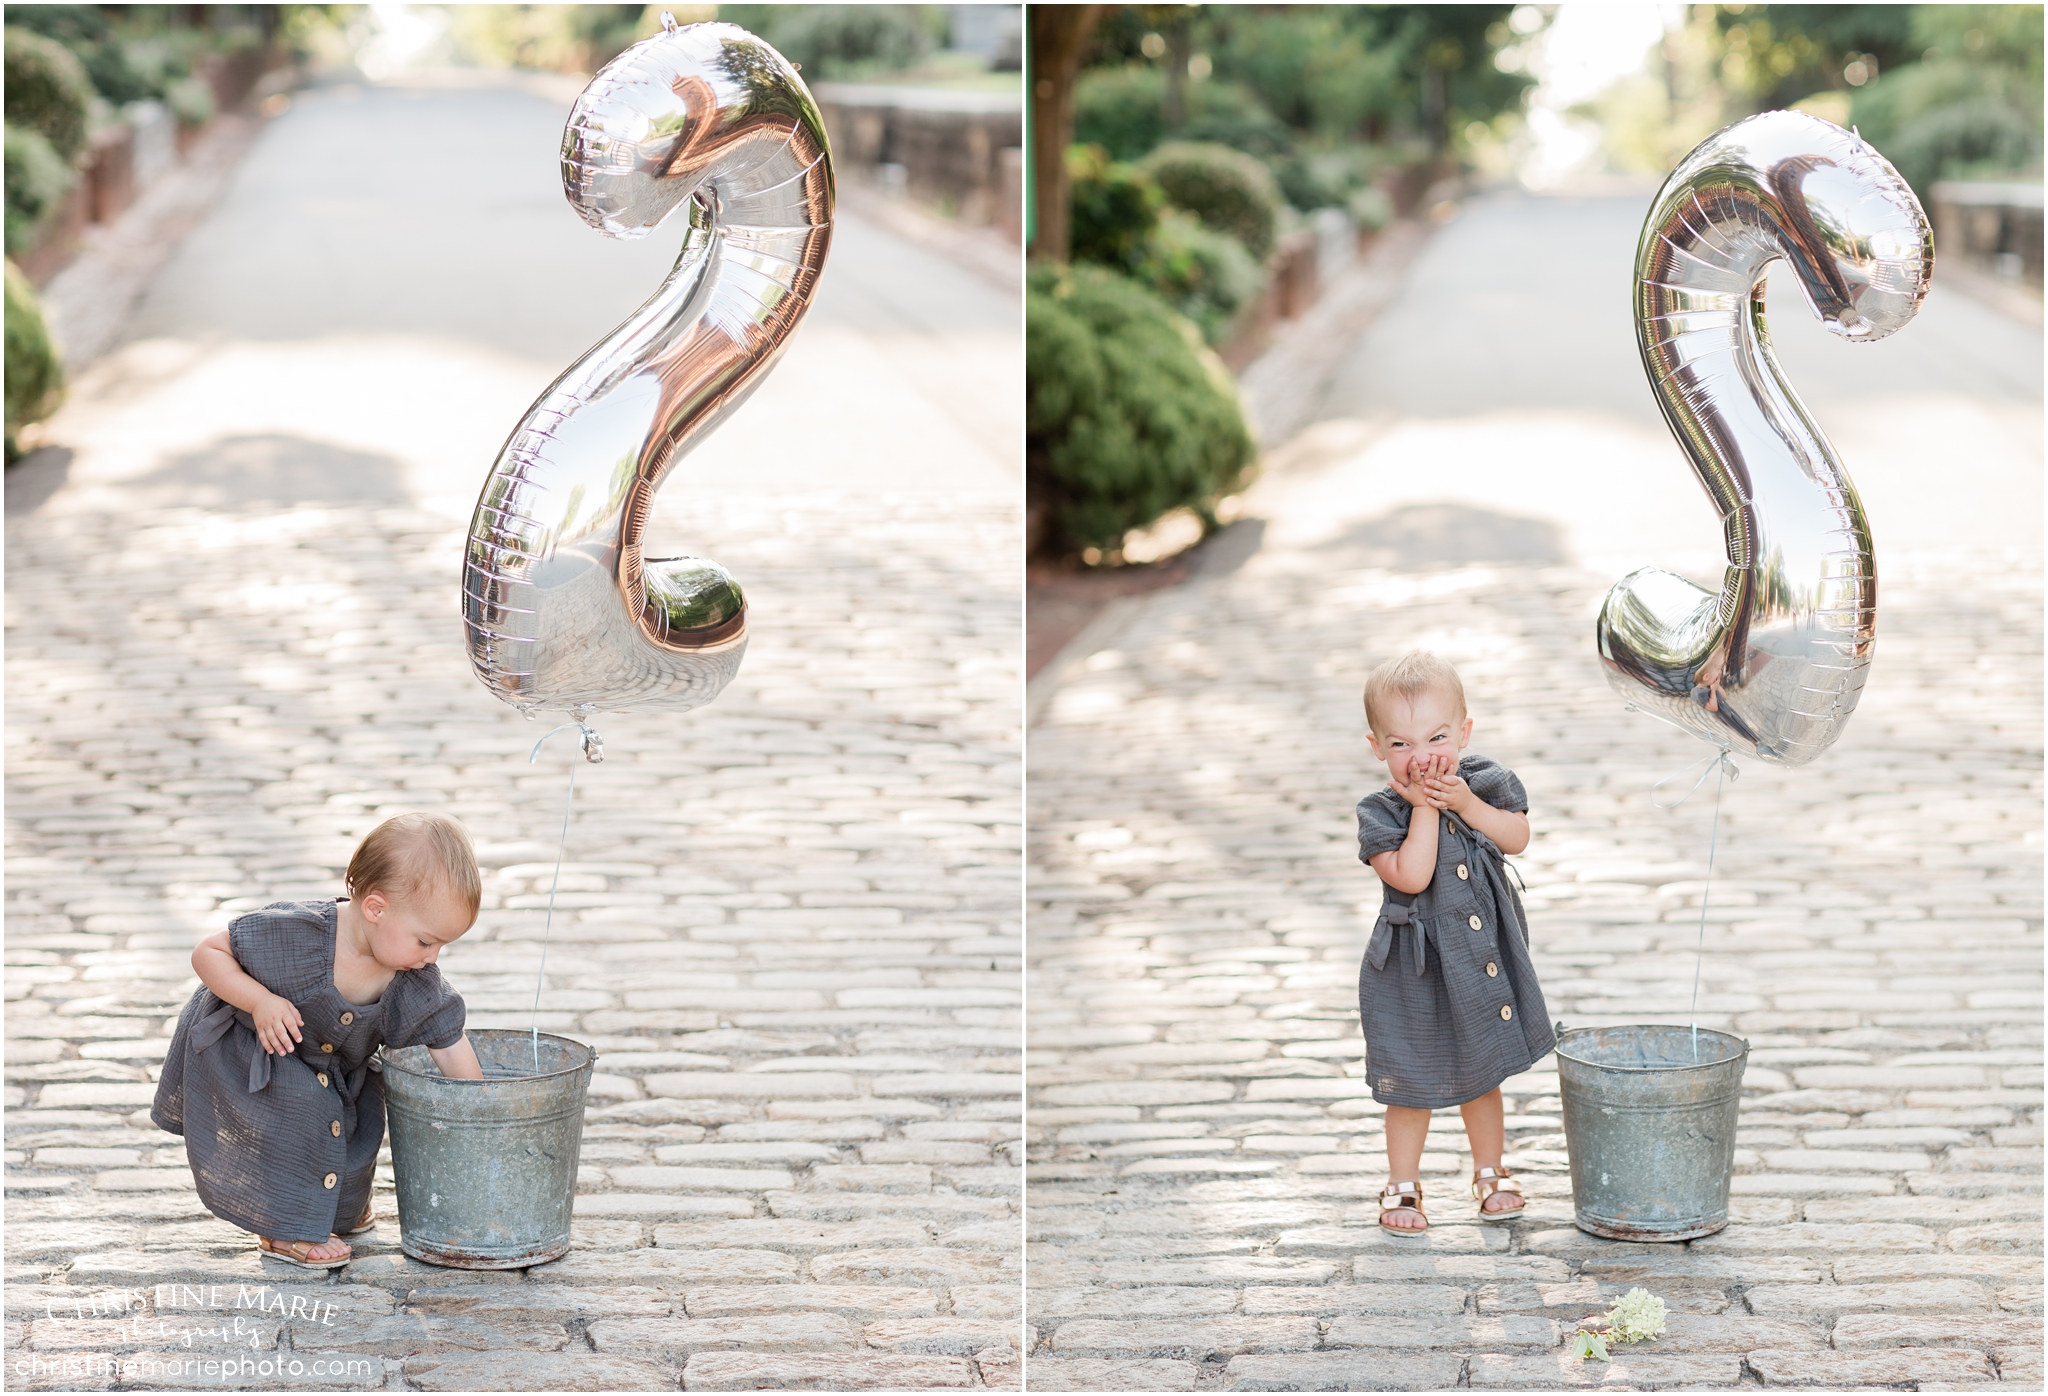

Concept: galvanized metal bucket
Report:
left=380, top=1029, right=595, bottom=1268
left=1555, top=1023, right=1748, bottom=1242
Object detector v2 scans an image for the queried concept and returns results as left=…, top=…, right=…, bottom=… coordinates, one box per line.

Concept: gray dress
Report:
left=152, top=899, right=466, bottom=1242
left=1355, top=755, right=1555, bottom=1109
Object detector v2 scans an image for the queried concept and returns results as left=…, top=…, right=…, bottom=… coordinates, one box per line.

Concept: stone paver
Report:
left=6, top=72, right=1019, bottom=1392
left=1026, top=189, right=2041, bottom=1389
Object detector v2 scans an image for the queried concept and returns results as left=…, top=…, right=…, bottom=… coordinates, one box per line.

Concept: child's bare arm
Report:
left=428, top=1035, right=483, bottom=1080
left=192, top=931, right=304, bottom=1056
left=1424, top=768, right=1531, bottom=854
left=1368, top=773, right=1441, bottom=893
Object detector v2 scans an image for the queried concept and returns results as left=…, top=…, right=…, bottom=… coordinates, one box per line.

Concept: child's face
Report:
left=358, top=883, right=474, bottom=971
left=1366, top=687, right=1473, bottom=787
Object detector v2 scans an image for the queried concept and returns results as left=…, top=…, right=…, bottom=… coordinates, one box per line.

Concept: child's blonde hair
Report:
left=345, top=813, right=482, bottom=919
left=1363, top=650, right=1466, bottom=734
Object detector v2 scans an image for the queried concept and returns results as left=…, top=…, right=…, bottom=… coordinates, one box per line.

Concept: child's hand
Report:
left=252, top=993, right=304, bottom=1056
left=1389, top=766, right=1435, bottom=809
left=1424, top=762, right=1471, bottom=813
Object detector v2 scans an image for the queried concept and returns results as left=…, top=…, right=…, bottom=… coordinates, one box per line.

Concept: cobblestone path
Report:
left=6, top=491, right=1021, bottom=1390
left=1026, top=541, right=2041, bottom=1390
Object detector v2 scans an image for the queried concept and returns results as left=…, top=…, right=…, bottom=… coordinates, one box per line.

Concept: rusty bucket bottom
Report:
left=400, top=1235, right=572, bottom=1269
left=1572, top=1213, right=1727, bottom=1244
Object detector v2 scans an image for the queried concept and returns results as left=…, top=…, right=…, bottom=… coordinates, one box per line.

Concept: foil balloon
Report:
left=1597, top=110, right=1931, bottom=766
left=462, top=16, right=832, bottom=715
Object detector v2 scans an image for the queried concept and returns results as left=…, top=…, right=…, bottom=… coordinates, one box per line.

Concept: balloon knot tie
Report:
left=1650, top=748, right=1738, bottom=810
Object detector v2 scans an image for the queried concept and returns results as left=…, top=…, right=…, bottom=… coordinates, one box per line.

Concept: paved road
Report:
left=5, top=72, right=1021, bottom=1391
left=1026, top=189, right=2041, bottom=1390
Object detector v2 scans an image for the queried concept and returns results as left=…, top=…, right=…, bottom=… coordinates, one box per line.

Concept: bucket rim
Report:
left=380, top=1027, right=596, bottom=1084
left=1553, top=1023, right=1749, bottom=1072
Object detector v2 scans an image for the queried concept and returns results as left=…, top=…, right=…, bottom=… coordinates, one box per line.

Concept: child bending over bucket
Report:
left=153, top=813, right=483, bottom=1269
left=1355, top=651, right=1554, bottom=1233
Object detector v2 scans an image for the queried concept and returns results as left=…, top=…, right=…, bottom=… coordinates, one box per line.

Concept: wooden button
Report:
left=1486, top=962, right=1499, bottom=977
left=1457, top=864, right=1469, bottom=880
left=340, top=1011, right=354, bottom=1026
left=1468, top=914, right=1482, bottom=930
left=330, top=1120, right=342, bottom=1137
left=322, top=1173, right=337, bottom=1189
left=317, top=1073, right=330, bottom=1088
left=1500, top=1005, right=1513, bottom=1021
left=320, top=1043, right=334, bottom=1054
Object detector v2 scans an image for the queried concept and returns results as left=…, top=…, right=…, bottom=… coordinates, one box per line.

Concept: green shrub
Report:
left=1075, top=63, right=1294, bottom=164
left=1140, top=140, right=1282, bottom=259
left=1066, top=143, right=1163, bottom=269
left=4, top=123, right=76, bottom=256
left=1347, top=184, right=1394, bottom=233
left=1269, top=153, right=1343, bottom=212
left=3, top=27, right=94, bottom=162
left=165, top=75, right=214, bottom=129
left=1027, top=262, right=1256, bottom=559
left=5, top=257, right=64, bottom=462
left=1074, top=65, right=1170, bottom=161
left=1886, top=96, right=2039, bottom=191
left=1181, top=80, right=1295, bottom=162
left=5, top=3, right=161, bottom=104
left=720, top=4, right=932, bottom=80
left=1853, top=55, right=2041, bottom=195
left=1132, top=210, right=1267, bottom=346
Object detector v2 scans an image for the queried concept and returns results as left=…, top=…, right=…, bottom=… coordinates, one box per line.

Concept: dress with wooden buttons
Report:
left=1354, top=755, right=1555, bottom=1109
left=151, top=899, right=467, bottom=1244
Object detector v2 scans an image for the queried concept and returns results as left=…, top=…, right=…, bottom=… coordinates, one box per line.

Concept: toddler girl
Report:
left=1354, top=651, right=1553, bottom=1232
left=153, top=813, right=484, bottom=1268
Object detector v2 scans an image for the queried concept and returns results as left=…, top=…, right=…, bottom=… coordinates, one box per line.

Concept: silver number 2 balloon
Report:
left=463, top=17, right=833, bottom=715
left=1597, top=111, right=1931, bottom=765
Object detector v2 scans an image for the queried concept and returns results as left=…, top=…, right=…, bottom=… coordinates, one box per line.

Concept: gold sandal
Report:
left=1378, top=1179, right=1428, bottom=1234
left=257, top=1235, right=351, bottom=1269
left=1472, top=1164, right=1526, bottom=1222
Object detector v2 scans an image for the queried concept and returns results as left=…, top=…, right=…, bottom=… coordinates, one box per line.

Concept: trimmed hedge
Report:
left=4, top=122, right=76, bottom=256
left=1067, top=144, right=1163, bottom=270
left=7, top=3, right=159, bottom=104
left=1134, top=210, right=1266, bottom=346
left=3, top=26, right=94, bottom=162
left=1852, top=55, right=2042, bottom=197
left=1140, top=140, right=1283, bottom=260
left=5, top=257, right=64, bottom=462
left=1028, top=262, right=1256, bottom=559
left=1075, top=64, right=1294, bottom=164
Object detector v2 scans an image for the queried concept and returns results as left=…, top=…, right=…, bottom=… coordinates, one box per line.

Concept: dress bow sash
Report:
left=1367, top=902, right=1431, bottom=976
left=190, top=995, right=272, bottom=1092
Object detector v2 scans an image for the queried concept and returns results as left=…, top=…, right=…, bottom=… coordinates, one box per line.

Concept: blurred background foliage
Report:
left=1029, top=3, right=2041, bottom=566
left=429, top=5, right=1012, bottom=87
left=1586, top=3, right=2042, bottom=198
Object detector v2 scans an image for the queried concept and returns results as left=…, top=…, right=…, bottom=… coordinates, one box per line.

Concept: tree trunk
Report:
left=1164, top=17, right=1191, bottom=131
left=1027, top=4, right=1104, bottom=262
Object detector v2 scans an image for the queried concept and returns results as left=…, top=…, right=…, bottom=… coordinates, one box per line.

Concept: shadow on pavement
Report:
left=128, top=433, right=411, bottom=508
left=1310, top=501, right=1570, bottom=570
left=5, top=446, right=74, bottom=517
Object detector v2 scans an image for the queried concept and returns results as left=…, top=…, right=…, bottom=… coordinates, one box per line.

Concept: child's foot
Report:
left=1378, top=1179, right=1428, bottom=1232
left=1472, top=1165, right=1525, bottom=1221
left=258, top=1234, right=352, bottom=1268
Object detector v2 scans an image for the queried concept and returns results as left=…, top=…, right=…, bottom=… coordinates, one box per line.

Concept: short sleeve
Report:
left=385, top=966, right=467, bottom=1052
left=1461, top=756, right=1529, bottom=814
left=225, top=901, right=334, bottom=1004
left=1356, top=789, right=1412, bottom=864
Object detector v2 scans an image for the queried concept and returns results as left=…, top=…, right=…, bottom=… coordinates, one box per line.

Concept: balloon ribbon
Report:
left=1652, top=748, right=1737, bottom=1063
left=525, top=715, right=604, bottom=1074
